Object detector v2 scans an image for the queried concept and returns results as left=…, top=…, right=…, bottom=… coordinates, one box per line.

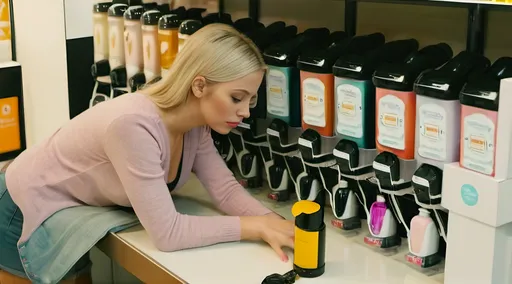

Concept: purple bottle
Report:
left=369, top=195, right=387, bottom=236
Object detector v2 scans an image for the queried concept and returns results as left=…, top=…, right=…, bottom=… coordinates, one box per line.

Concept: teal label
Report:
left=460, top=184, right=478, bottom=206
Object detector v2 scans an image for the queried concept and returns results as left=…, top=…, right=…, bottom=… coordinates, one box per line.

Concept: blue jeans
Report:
left=0, top=172, right=90, bottom=279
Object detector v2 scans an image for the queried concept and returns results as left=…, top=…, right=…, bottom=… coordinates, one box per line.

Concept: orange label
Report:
left=0, top=97, right=20, bottom=154
left=0, top=0, right=11, bottom=41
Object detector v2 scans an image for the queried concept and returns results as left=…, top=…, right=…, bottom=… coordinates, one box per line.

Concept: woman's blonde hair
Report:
left=142, top=23, right=266, bottom=109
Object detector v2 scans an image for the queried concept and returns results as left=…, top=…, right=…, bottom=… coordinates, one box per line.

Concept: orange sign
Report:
left=0, top=96, right=20, bottom=154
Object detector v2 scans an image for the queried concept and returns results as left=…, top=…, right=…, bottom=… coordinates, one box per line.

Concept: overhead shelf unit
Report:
left=218, top=0, right=512, bottom=55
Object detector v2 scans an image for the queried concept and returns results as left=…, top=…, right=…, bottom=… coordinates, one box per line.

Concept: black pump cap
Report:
left=234, top=18, right=264, bottom=35
left=263, top=28, right=331, bottom=67
left=373, top=43, right=453, bottom=91
left=186, top=8, right=205, bottom=20
left=108, top=3, right=128, bottom=17
left=159, top=14, right=182, bottom=30
left=202, top=12, right=233, bottom=26
left=292, top=200, right=324, bottom=232
left=298, top=129, right=321, bottom=161
left=112, top=0, right=129, bottom=4
left=415, top=50, right=490, bottom=101
left=459, top=56, right=512, bottom=111
left=170, top=6, right=187, bottom=19
left=412, top=164, right=443, bottom=202
left=157, top=4, right=171, bottom=15
left=91, top=60, right=111, bottom=78
left=124, top=5, right=144, bottom=20
left=127, top=0, right=143, bottom=5
left=252, top=22, right=296, bottom=51
left=333, top=38, right=418, bottom=80
left=298, top=32, right=385, bottom=74
left=94, top=2, right=112, bottom=13
left=373, top=151, right=400, bottom=190
left=179, top=19, right=203, bottom=36
left=142, top=10, right=162, bottom=26
left=110, top=67, right=128, bottom=88
left=143, top=2, right=158, bottom=12
left=129, top=73, right=146, bottom=92
left=334, top=139, right=359, bottom=174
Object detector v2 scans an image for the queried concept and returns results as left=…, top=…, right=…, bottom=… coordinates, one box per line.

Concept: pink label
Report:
left=364, top=236, right=382, bottom=247
left=331, top=219, right=343, bottom=229
left=406, top=254, right=424, bottom=266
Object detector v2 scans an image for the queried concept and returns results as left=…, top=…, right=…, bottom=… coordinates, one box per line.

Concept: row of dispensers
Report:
left=214, top=17, right=512, bottom=269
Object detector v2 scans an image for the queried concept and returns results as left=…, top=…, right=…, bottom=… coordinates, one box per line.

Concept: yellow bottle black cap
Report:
left=292, top=200, right=323, bottom=231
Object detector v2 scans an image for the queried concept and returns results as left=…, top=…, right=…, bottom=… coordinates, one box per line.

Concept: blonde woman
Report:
left=0, top=24, right=294, bottom=283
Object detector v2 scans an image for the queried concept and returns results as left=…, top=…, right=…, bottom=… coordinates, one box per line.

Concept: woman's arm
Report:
left=192, top=127, right=274, bottom=217
left=104, top=115, right=244, bottom=252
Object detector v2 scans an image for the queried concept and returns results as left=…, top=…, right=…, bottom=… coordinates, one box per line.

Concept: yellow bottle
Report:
left=291, top=200, right=326, bottom=278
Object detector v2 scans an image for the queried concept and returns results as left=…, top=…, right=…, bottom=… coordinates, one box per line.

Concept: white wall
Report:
left=11, top=0, right=70, bottom=147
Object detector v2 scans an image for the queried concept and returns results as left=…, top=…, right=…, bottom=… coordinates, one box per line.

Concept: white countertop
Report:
left=114, top=175, right=445, bottom=284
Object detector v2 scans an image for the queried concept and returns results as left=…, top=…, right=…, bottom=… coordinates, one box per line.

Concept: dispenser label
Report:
left=377, top=94, right=405, bottom=150
left=108, top=19, right=125, bottom=69
left=336, top=83, right=363, bottom=138
left=460, top=184, right=478, bottom=206
left=124, top=22, right=144, bottom=77
left=294, top=228, right=320, bottom=269
left=302, top=78, right=326, bottom=127
left=0, top=97, right=21, bottom=154
left=267, top=68, right=289, bottom=117
left=93, top=15, right=109, bottom=62
left=461, top=111, right=496, bottom=175
left=142, top=26, right=161, bottom=81
left=418, top=103, right=447, bottom=161
left=0, top=0, right=11, bottom=41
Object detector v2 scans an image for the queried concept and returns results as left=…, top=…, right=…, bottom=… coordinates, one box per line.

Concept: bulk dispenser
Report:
left=108, top=3, right=129, bottom=99
left=459, top=57, right=512, bottom=177
left=229, top=22, right=298, bottom=189
left=142, top=9, right=163, bottom=85
left=369, top=43, right=453, bottom=250
left=266, top=119, right=307, bottom=201
left=158, top=14, right=182, bottom=77
left=90, top=2, right=113, bottom=108
left=264, top=28, right=333, bottom=201
left=298, top=33, right=385, bottom=137
left=124, top=5, right=145, bottom=92
left=408, top=51, right=491, bottom=269
left=264, top=28, right=331, bottom=127
left=332, top=39, right=419, bottom=233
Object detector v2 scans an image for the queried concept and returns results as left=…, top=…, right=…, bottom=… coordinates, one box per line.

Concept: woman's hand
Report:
left=240, top=216, right=295, bottom=262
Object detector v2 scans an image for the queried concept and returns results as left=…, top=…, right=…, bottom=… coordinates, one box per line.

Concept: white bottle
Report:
left=408, top=208, right=440, bottom=257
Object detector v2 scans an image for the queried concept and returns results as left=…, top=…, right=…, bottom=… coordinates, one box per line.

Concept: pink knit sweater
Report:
left=5, top=93, right=271, bottom=251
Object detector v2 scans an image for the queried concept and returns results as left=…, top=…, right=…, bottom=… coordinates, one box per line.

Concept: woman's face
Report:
left=196, top=70, right=264, bottom=134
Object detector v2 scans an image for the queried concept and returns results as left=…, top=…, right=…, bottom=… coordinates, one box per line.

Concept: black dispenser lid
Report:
left=234, top=18, right=265, bottom=35
left=178, top=19, right=203, bottom=35
left=252, top=23, right=297, bottom=51
left=459, top=56, right=512, bottom=111
left=127, top=0, right=143, bottom=5
left=124, top=5, right=144, bottom=20
left=412, top=164, right=443, bottom=198
left=142, top=10, right=162, bottom=26
left=112, top=0, right=129, bottom=4
left=263, top=28, right=331, bottom=67
left=94, top=2, right=112, bottom=13
left=298, top=32, right=385, bottom=74
left=157, top=4, right=171, bottom=15
left=333, top=39, right=419, bottom=80
left=171, top=6, right=187, bottom=19
left=142, top=2, right=159, bottom=12
left=159, top=13, right=182, bottom=30
left=202, top=13, right=233, bottom=26
left=108, top=3, right=128, bottom=17
left=186, top=8, right=206, bottom=20
left=373, top=43, right=453, bottom=91
left=414, top=51, right=490, bottom=101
